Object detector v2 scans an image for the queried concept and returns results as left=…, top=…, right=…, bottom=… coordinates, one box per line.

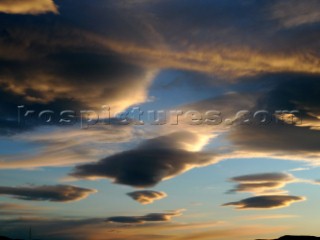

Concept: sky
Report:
left=0, top=0, right=320, bottom=239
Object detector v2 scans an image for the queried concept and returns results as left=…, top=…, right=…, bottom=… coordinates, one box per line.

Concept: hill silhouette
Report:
left=2, top=234, right=320, bottom=240
left=257, top=236, right=320, bottom=240
left=0, top=237, right=23, bottom=240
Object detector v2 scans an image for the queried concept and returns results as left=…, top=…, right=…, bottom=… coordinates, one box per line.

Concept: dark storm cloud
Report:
left=106, top=210, right=183, bottom=224
left=0, top=185, right=96, bottom=202
left=223, top=195, right=305, bottom=209
left=70, top=131, right=215, bottom=188
left=127, top=190, right=167, bottom=204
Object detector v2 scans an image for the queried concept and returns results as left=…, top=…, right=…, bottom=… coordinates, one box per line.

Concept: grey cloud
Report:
left=0, top=124, right=134, bottom=169
left=271, top=0, right=320, bottom=28
left=0, top=203, right=49, bottom=217
left=0, top=185, right=96, bottom=202
left=70, top=131, right=214, bottom=188
left=228, top=121, right=320, bottom=154
left=173, top=73, right=320, bottom=164
left=127, top=190, right=167, bottom=204
left=180, top=91, right=258, bottom=126
left=106, top=210, right=183, bottom=224
left=223, top=195, right=305, bottom=209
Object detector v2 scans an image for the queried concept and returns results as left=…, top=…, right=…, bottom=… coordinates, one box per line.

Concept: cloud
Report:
left=231, top=173, right=294, bottom=183
left=70, top=131, right=215, bottom=188
left=127, top=190, right=167, bottom=204
left=0, top=1, right=319, bottom=136
left=227, top=172, right=296, bottom=195
left=0, top=47, right=156, bottom=112
left=271, top=0, right=320, bottom=28
left=82, top=0, right=320, bottom=79
left=0, top=1, right=319, bottom=239
left=182, top=73, right=320, bottom=163
left=238, top=214, right=298, bottom=221
left=106, top=209, right=184, bottom=224
left=0, top=185, right=96, bottom=202
left=178, top=91, right=258, bottom=127
left=0, top=125, right=133, bottom=169
left=0, top=0, right=58, bottom=15
left=0, top=13, right=158, bottom=135
left=0, top=0, right=319, bottom=121
left=0, top=203, right=51, bottom=218
left=223, top=195, right=305, bottom=209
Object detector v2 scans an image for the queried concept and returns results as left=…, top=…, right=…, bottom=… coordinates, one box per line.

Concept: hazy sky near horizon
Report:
left=1, top=0, right=320, bottom=239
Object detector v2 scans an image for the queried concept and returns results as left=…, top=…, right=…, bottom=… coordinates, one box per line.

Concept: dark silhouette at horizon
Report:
left=2, top=234, right=320, bottom=240
left=257, top=235, right=320, bottom=240
left=0, top=236, right=24, bottom=240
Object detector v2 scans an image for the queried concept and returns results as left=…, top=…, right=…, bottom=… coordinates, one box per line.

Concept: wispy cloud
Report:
left=223, top=195, right=305, bottom=210
left=237, top=214, right=298, bottom=221
left=0, top=185, right=96, bottom=202
left=106, top=209, right=184, bottom=224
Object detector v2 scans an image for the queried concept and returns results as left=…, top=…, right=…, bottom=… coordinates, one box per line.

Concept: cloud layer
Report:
left=0, top=185, right=96, bottom=202
left=223, top=195, right=305, bottom=209
left=227, top=172, right=296, bottom=195
left=106, top=209, right=184, bottom=224
left=0, top=1, right=320, bottom=237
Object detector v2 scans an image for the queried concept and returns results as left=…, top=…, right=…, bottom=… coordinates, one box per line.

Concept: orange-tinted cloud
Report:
left=227, top=172, right=296, bottom=195
left=127, top=190, right=167, bottom=204
left=0, top=0, right=58, bottom=15
left=0, top=203, right=52, bottom=218
left=237, top=214, right=298, bottom=221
